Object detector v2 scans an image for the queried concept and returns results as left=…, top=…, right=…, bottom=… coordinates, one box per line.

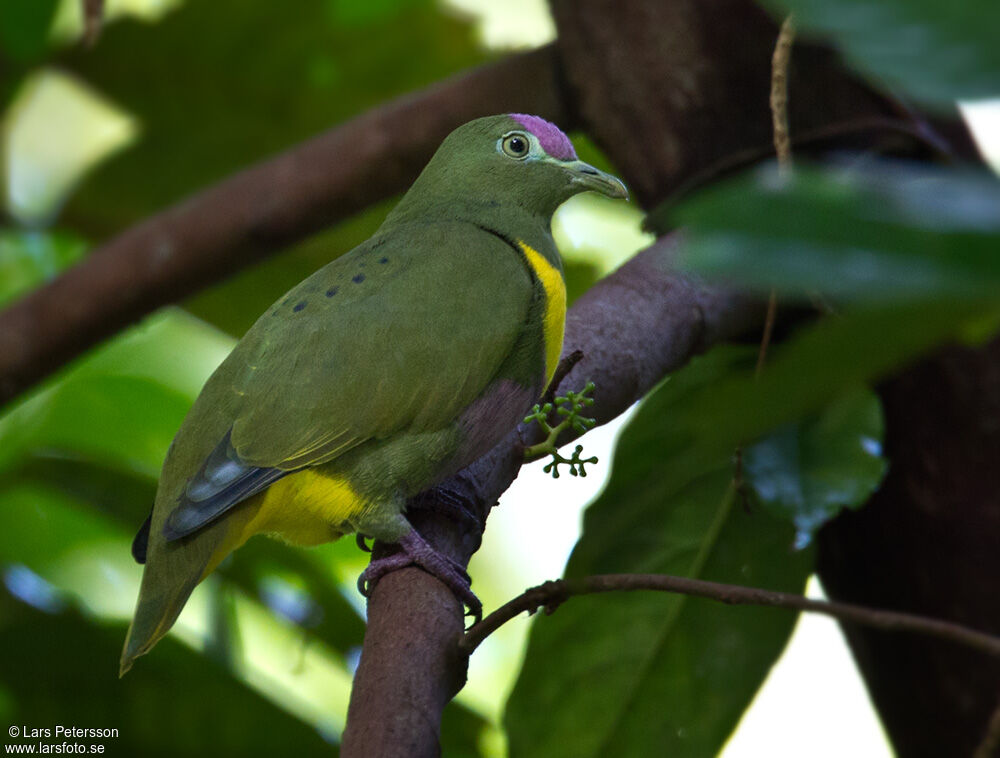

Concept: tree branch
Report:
left=459, top=573, right=1000, bottom=658
left=0, top=45, right=568, bottom=406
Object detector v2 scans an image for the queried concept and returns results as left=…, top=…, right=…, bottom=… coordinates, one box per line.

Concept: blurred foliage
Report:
left=506, top=348, right=815, bottom=757
left=0, top=591, right=337, bottom=757
left=0, top=0, right=59, bottom=106
left=59, top=0, right=487, bottom=235
left=0, top=229, right=87, bottom=307
left=743, top=387, right=886, bottom=547
left=652, top=162, right=1000, bottom=302
left=762, top=0, right=1000, bottom=106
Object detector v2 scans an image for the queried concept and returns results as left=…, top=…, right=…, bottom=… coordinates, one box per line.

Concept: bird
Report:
left=120, top=113, right=627, bottom=675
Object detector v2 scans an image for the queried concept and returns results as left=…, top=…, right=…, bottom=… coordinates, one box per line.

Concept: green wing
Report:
left=184, top=221, right=533, bottom=477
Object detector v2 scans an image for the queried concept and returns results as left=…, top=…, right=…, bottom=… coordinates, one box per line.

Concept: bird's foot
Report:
left=357, top=529, right=482, bottom=622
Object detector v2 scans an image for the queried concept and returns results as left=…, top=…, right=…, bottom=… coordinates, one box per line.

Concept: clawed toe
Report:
left=357, top=551, right=414, bottom=596
left=355, top=528, right=482, bottom=622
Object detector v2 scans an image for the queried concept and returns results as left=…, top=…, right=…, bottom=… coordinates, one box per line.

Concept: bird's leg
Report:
left=408, top=485, right=483, bottom=533
left=357, top=528, right=482, bottom=622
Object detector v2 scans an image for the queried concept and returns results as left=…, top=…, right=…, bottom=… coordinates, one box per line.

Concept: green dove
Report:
left=122, top=113, right=627, bottom=675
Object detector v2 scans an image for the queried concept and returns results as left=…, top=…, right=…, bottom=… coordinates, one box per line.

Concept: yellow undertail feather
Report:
left=202, top=469, right=364, bottom=578
left=120, top=470, right=365, bottom=676
left=517, top=240, right=567, bottom=386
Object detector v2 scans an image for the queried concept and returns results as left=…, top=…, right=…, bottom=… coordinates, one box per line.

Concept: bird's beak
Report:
left=562, top=160, right=629, bottom=200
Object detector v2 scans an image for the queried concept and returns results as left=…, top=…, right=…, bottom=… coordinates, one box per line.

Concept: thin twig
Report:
left=541, top=349, right=584, bottom=407
left=770, top=15, right=796, bottom=170
left=650, top=115, right=961, bottom=216
left=754, top=290, right=779, bottom=376
left=82, top=0, right=104, bottom=46
left=459, top=573, right=1000, bottom=658
left=755, top=15, right=796, bottom=377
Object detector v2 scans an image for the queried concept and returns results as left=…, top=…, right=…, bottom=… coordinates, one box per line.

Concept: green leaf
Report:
left=666, top=302, right=991, bottom=477
left=744, top=387, right=887, bottom=547
left=0, top=229, right=87, bottom=307
left=760, top=0, right=1000, bottom=105
left=654, top=162, right=1000, bottom=302
left=3, top=454, right=372, bottom=658
left=0, top=0, right=59, bottom=62
left=506, top=348, right=813, bottom=758
left=0, top=374, right=191, bottom=478
left=0, top=310, right=230, bottom=477
left=0, top=593, right=338, bottom=756
left=0, top=0, right=59, bottom=109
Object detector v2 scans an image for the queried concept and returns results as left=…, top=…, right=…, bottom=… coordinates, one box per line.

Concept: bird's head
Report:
left=391, top=114, right=628, bottom=224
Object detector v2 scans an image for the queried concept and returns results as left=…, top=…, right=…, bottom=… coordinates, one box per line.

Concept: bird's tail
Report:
left=119, top=502, right=257, bottom=677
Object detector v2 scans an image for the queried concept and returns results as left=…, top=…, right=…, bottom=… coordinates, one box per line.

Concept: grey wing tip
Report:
left=161, top=431, right=290, bottom=543
left=162, top=507, right=209, bottom=542
left=131, top=514, right=151, bottom=564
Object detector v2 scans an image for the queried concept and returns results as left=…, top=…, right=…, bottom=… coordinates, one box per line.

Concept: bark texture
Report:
left=818, top=338, right=1000, bottom=758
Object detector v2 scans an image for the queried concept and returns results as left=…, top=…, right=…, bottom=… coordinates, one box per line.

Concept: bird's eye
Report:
left=501, top=133, right=531, bottom=159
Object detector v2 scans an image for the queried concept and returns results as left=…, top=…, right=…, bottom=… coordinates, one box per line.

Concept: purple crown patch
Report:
left=509, top=114, right=577, bottom=161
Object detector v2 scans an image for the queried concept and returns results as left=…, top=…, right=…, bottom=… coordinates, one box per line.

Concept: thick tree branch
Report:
left=459, top=574, right=1000, bottom=658
left=0, top=45, right=568, bottom=405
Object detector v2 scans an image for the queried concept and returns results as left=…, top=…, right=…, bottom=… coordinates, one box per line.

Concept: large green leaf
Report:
left=0, top=591, right=336, bottom=757
left=506, top=348, right=814, bottom=758
left=744, top=387, right=887, bottom=547
left=0, top=310, right=229, bottom=475
left=651, top=162, right=1000, bottom=302
left=0, top=0, right=59, bottom=107
left=0, top=0, right=58, bottom=62
left=60, top=0, right=485, bottom=236
left=761, top=0, right=1000, bottom=106
left=0, top=310, right=370, bottom=655
left=0, top=373, right=190, bottom=477
left=662, top=303, right=991, bottom=479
